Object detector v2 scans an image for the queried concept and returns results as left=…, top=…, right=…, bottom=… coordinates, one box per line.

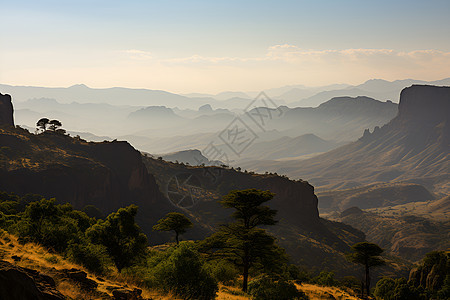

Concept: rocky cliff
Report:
left=0, top=93, right=14, bottom=127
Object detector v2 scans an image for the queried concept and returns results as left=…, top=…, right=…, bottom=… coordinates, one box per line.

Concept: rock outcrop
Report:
left=0, top=260, right=64, bottom=300
left=0, top=93, right=14, bottom=127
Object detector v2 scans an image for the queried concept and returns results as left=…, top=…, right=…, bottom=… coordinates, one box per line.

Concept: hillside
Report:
left=0, top=92, right=369, bottom=275
left=241, top=85, right=450, bottom=194
left=332, top=207, right=450, bottom=262
left=316, top=182, right=435, bottom=213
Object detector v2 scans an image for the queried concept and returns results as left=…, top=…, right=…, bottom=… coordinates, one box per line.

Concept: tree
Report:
left=48, top=119, right=62, bottom=131
left=86, top=205, right=148, bottom=272
left=346, top=242, right=384, bottom=298
left=153, top=212, right=193, bottom=244
left=36, top=118, right=49, bottom=132
left=201, top=189, right=285, bottom=292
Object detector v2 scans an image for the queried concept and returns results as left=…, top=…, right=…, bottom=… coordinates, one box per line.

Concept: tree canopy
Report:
left=153, top=212, right=193, bottom=244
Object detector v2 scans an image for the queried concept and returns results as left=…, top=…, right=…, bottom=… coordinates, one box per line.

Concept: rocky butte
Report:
left=0, top=93, right=14, bottom=127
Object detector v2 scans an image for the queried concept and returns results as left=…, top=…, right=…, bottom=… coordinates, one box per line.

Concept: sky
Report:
left=1, top=0, right=450, bottom=93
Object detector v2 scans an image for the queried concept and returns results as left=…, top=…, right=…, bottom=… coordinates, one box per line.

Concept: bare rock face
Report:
left=0, top=93, right=14, bottom=127
left=397, top=85, right=450, bottom=126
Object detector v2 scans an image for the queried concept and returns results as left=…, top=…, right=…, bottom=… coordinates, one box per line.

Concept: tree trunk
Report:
left=175, top=231, right=179, bottom=245
left=242, top=247, right=250, bottom=292
left=365, top=263, right=370, bottom=298
left=360, top=279, right=365, bottom=299
left=243, top=260, right=249, bottom=292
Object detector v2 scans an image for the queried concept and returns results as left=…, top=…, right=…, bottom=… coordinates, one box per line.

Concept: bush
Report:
left=66, top=242, right=112, bottom=275
left=248, top=274, right=308, bottom=300
left=153, top=242, right=218, bottom=299
left=312, top=271, right=337, bottom=286
left=205, top=260, right=239, bottom=285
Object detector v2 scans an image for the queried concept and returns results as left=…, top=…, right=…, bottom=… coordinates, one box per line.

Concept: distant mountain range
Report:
left=3, top=78, right=450, bottom=111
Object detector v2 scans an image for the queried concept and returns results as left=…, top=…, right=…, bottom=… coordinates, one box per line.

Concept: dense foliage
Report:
left=374, top=251, right=450, bottom=300
left=248, top=274, right=308, bottom=300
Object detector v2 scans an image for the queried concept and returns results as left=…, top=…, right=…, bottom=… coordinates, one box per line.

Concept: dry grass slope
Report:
left=0, top=229, right=175, bottom=299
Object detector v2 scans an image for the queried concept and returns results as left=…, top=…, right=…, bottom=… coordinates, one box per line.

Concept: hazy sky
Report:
left=1, top=0, right=450, bottom=93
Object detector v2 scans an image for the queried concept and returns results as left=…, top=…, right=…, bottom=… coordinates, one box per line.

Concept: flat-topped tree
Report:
left=153, top=212, right=193, bottom=244
left=36, top=118, right=49, bottom=132
left=48, top=119, right=62, bottom=131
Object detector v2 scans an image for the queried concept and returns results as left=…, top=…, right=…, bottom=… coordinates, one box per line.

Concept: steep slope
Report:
left=316, top=183, right=435, bottom=213
left=241, top=85, right=450, bottom=194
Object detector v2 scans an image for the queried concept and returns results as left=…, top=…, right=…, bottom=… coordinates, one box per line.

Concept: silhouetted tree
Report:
left=36, top=118, right=49, bottom=132
left=346, top=242, right=384, bottom=298
left=48, top=119, right=62, bottom=131
left=153, top=212, right=193, bottom=244
left=86, top=205, right=147, bottom=272
left=201, top=189, right=285, bottom=292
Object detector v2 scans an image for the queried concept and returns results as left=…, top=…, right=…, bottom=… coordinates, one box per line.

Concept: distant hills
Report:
left=3, top=78, right=450, bottom=111
left=288, top=78, right=450, bottom=107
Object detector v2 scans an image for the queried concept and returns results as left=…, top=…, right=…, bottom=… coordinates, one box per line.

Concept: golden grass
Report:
left=299, top=283, right=362, bottom=300
left=0, top=229, right=175, bottom=299
left=216, top=285, right=250, bottom=300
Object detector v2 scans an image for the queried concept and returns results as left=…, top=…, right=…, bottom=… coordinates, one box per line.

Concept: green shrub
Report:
left=153, top=242, right=218, bottom=300
left=66, top=242, right=112, bottom=275
left=312, top=271, right=337, bottom=286
left=248, top=274, right=308, bottom=300
left=205, top=260, right=239, bottom=285
left=374, top=277, right=426, bottom=300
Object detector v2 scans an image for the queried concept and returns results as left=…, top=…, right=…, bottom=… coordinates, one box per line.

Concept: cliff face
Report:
left=397, top=85, right=450, bottom=127
left=0, top=93, right=14, bottom=127
left=0, top=129, right=170, bottom=220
